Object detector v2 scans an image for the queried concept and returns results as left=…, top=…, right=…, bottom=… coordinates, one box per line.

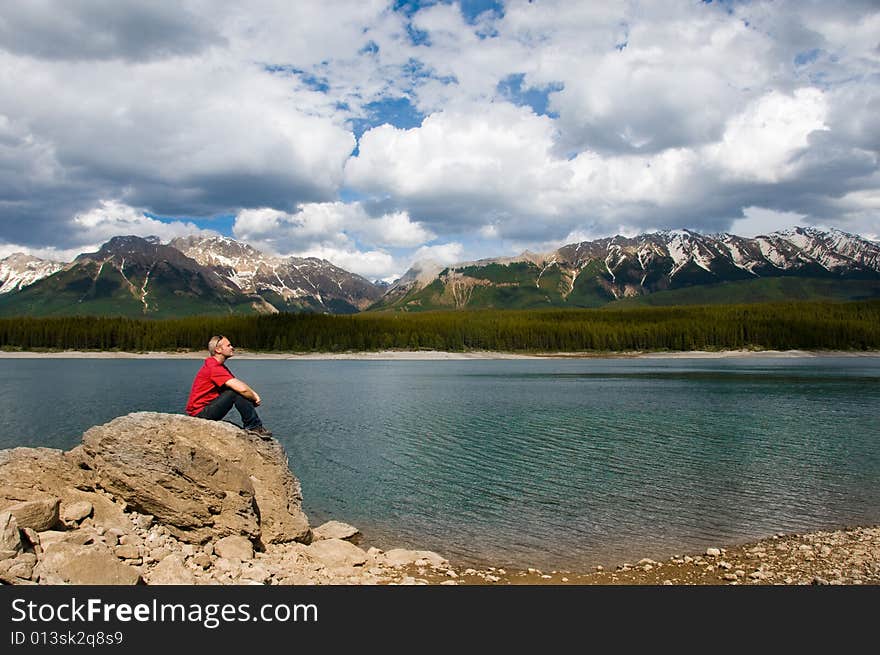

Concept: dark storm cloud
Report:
left=0, top=1, right=224, bottom=62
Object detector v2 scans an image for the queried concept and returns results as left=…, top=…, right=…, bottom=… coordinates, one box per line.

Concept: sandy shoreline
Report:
left=0, top=348, right=878, bottom=360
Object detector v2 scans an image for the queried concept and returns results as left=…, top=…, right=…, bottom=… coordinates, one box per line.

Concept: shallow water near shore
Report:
left=1, top=356, right=879, bottom=570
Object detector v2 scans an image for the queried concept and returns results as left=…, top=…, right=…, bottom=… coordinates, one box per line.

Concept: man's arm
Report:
left=224, top=378, right=262, bottom=406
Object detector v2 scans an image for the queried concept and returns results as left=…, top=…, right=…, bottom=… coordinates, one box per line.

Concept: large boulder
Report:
left=78, top=412, right=310, bottom=545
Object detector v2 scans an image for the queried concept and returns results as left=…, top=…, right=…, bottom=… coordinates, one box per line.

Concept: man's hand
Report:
left=253, top=393, right=262, bottom=406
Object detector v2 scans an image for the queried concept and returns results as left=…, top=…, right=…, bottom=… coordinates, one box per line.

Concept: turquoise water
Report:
left=1, top=357, right=878, bottom=569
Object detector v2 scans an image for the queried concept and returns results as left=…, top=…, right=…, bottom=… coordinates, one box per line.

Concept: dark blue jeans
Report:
left=195, top=389, right=262, bottom=429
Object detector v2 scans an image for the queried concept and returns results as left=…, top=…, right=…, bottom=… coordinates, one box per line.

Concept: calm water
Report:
left=1, top=356, right=878, bottom=569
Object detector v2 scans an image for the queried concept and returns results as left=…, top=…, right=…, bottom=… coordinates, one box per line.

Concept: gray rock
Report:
left=145, top=554, right=196, bottom=585
left=306, top=539, right=368, bottom=568
left=37, top=542, right=141, bottom=585
left=313, top=520, right=361, bottom=543
left=61, top=501, right=93, bottom=524
left=706, top=547, right=721, bottom=557
left=214, top=535, right=254, bottom=561
left=78, top=413, right=310, bottom=544
left=2, top=498, right=60, bottom=532
left=0, top=512, right=22, bottom=558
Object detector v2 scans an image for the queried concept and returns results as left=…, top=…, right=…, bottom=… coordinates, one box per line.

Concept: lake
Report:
left=1, top=356, right=878, bottom=570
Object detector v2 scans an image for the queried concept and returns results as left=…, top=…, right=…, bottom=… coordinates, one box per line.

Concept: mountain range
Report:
left=0, top=227, right=878, bottom=318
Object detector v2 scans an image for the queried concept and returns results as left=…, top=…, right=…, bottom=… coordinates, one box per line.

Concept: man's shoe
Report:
left=246, top=425, right=273, bottom=439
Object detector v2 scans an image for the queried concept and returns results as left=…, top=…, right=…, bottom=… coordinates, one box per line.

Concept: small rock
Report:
left=120, top=534, right=143, bottom=547
left=0, top=513, right=23, bottom=558
left=3, top=498, right=60, bottom=532
left=146, top=555, right=196, bottom=585
left=37, top=542, right=140, bottom=585
left=485, top=574, right=500, bottom=582
left=382, top=549, right=447, bottom=568
left=150, top=548, right=172, bottom=561
left=595, top=565, right=603, bottom=572
left=718, top=561, right=732, bottom=570
left=307, top=539, right=367, bottom=568
left=214, top=557, right=242, bottom=573
left=114, top=544, right=140, bottom=560
left=312, top=520, right=361, bottom=543
left=706, top=547, right=721, bottom=557
left=190, top=553, right=213, bottom=569
left=61, top=501, right=94, bottom=524
left=723, top=573, right=738, bottom=581
left=214, top=535, right=255, bottom=561
left=239, top=564, right=271, bottom=584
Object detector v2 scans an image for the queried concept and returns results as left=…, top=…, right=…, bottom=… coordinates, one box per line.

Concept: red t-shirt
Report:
left=185, top=357, right=235, bottom=416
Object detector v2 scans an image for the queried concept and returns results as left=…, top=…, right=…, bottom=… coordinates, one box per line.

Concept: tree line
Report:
left=0, top=301, right=878, bottom=353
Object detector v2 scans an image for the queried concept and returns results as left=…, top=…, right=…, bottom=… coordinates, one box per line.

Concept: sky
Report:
left=0, top=0, right=878, bottom=281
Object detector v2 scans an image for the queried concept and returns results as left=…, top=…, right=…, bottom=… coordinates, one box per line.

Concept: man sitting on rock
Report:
left=185, top=335, right=272, bottom=438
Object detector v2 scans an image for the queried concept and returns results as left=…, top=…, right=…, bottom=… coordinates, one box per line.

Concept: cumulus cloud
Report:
left=72, top=200, right=216, bottom=243
left=284, top=244, right=396, bottom=281
left=411, top=242, right=464, bottom=266
left=233, top=202, right=434, bottom=250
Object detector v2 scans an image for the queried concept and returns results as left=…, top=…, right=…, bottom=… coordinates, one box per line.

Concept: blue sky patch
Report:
left=264, top=65, right=330, bottom=92
left=459, top=0, right=504, bottom=24
left=795, top=49, right=821, bottom=67
left=145, top=212, right=237, bottom=237
left=497, top=73, right=563, bottom=117
left=349, top=96, right=426, bottom=145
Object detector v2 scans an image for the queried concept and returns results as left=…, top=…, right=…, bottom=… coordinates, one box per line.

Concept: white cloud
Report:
left=233, top=202, right=435, bottom=251
left=72, top=200, right=215, bottom=243
left=0, top=243, right=87, bottom=263
left=411, top=242, right=464, bottom=266
left=346, top=103, right=568, bottom=222
left=729, top=207, right=810, bottom=238
left=285, top=244, right=396, bottom=281
left=708, top=89, right=829, bottom=183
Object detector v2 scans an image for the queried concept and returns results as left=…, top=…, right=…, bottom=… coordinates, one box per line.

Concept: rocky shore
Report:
left=1, top=412, right=877, bottom=585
